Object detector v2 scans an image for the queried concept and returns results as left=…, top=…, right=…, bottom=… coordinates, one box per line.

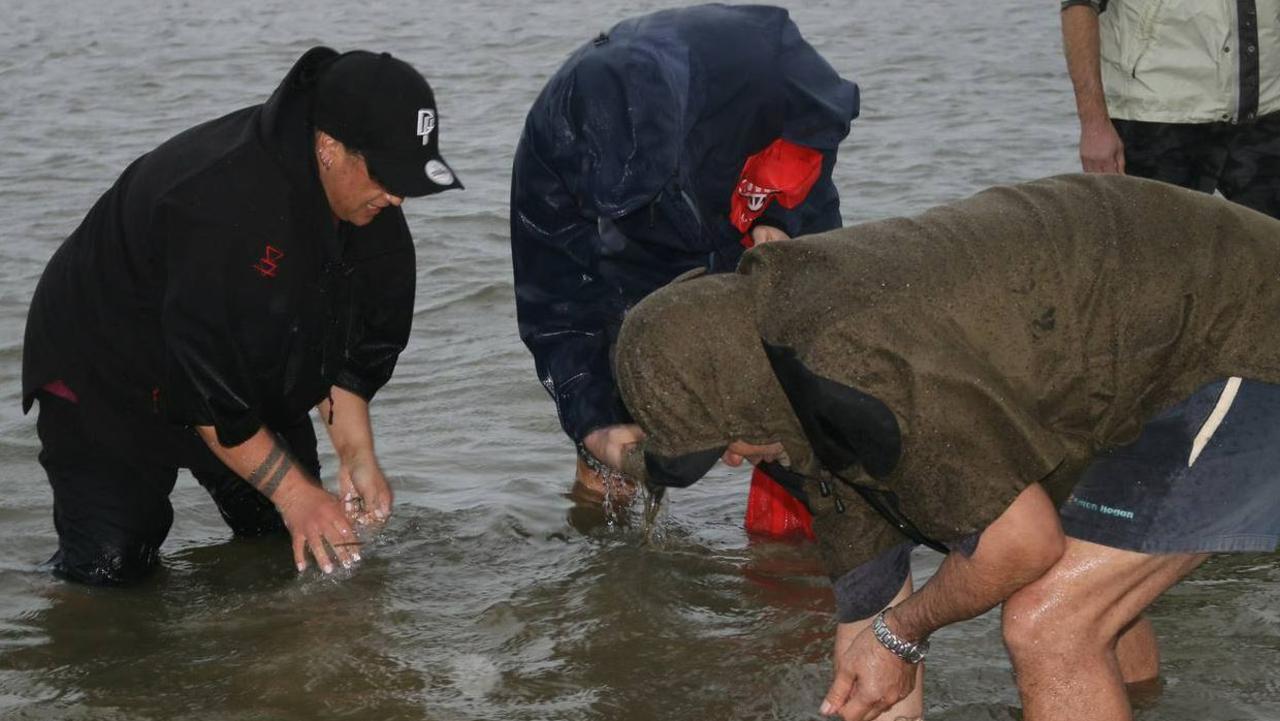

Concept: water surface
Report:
left=1, top=1, right=1276, bottom=719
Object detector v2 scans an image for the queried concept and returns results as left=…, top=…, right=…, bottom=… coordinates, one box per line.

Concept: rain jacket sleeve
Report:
left=510, top=137, right=631, bottom=443
left=334, top=212, right=416, bottom=402
left=762, top=16, right=858, bottom=237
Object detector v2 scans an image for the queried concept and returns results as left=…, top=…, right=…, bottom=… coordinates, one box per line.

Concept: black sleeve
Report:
left=335, top=210, right=415, bottom=401
left=158, top=198, right=263, bottom=447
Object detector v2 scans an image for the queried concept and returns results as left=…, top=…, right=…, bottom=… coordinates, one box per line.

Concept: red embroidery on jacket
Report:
left=252, top=245, right=285, bottom=278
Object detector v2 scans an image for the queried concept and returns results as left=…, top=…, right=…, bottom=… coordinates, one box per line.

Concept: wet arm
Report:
left=834, top=573, right=924, bottom=721
left=195, top=424, right=357, bottom=573
left=823, top=484, right=1064, bottom=719
left=881, top=482, right=1064, bottom=646
left=317, top=386, right=392, bottom=521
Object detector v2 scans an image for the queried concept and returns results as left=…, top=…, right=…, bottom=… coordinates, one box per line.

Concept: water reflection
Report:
left=0, top=537, right=430, bottom=721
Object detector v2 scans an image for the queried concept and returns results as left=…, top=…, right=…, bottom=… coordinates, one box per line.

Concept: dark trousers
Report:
left=1114, top=111, right=1280, bottom=219
left=35, top=393, right=320, bottom=586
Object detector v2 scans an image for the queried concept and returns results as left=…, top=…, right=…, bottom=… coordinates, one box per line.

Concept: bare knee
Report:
left=1002, top=580, right=1110, bottom=663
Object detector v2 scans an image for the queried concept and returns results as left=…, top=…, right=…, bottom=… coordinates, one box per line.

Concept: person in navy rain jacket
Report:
left=509, top=4, right=859, bottom=500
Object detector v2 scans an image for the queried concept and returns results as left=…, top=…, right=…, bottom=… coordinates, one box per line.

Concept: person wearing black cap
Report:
left=21, top=46, right=461, bottom=585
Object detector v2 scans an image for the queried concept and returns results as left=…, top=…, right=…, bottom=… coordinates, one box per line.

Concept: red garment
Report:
left=42, top=380, right=79, bottom=404
left=744, top=465, right=815, bottom=540
left=734, top=138, right=821, bottom=540
left=730, top=138, right=825, bottom=243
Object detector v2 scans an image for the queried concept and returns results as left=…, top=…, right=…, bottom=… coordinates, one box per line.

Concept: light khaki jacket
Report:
left=1097, top=0, right=1280, bottom=123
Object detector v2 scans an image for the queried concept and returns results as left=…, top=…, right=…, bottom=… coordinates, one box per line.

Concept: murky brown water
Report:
left=1, top=1, right=1276, bottom=719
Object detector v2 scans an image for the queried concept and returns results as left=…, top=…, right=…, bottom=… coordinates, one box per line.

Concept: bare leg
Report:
left=1115, top=614, right=1159, bottom=685
left=1001, top=538, right=1206, bottom=721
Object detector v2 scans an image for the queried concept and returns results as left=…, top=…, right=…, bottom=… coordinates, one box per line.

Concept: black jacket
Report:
left=510, top=4, right=859, bottom=443
left=22, top=47, right=414, bottom=463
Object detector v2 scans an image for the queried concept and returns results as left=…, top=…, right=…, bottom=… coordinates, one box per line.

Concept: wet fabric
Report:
left=510, top=4, right=859, bottom=442
left=22, top=46, right=415, bottom=455
left=1114, top=112, right=1280, bottom=219
left=36, top=393, right=319, bottom=586
left=617, top=173, right=1280, bottom=580
left=1062, top=378, right=1280, bottom=553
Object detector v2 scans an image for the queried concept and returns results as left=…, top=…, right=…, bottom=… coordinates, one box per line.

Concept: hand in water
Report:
left=276, top=482, right=360, bottom=574
left=582, top=423, right=646, bottom=471
left=337, top=454, right=392, bottom=526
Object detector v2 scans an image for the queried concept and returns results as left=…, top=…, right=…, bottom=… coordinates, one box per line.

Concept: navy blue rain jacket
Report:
left=510, top=4, right=859, bottom=443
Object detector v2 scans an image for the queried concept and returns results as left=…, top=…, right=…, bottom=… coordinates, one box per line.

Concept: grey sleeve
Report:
left=946, top=532, right=980, bottom=557
left=1060, top=0, right=1103, bottom=12
left=832, top=541, right=913, bottom=623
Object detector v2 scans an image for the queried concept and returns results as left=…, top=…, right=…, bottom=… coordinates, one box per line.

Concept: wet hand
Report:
left=337, top=453, right=392, bottom=525
left=582, top=424, right=646, bottom=471
left=276, top=481, right=361, bottom=574
left=821, top=623, right=917, bottom=721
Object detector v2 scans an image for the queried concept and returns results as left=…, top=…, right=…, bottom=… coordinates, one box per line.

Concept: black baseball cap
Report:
left=313, top=50, right=463, bottom=198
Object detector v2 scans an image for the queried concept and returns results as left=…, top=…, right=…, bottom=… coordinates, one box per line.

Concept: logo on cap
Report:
left=425, top=159, right=455, bottom=186
left=416, top=109, right=436, bottom=146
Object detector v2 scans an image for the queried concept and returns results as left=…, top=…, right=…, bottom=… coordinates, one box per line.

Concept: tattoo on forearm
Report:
left=248, top=438, right=294, bottom=500
left=259, top=455, right=294, bottom=499
left=248, top=446, right=285, bottom=488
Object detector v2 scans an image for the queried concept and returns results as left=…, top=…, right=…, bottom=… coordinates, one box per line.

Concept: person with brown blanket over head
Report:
left=614, top=173, right=1280, bottom=721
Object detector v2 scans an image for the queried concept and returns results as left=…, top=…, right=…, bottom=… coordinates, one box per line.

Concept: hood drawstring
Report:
left=327, top=388, right=335, bottom=425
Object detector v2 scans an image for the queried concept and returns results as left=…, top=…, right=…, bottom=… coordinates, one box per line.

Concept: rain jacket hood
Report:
left=614, top=270, right=817, bottom=486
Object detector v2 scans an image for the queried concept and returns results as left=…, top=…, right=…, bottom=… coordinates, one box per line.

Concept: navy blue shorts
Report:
left=1061, top=378, right=1280, bottom=554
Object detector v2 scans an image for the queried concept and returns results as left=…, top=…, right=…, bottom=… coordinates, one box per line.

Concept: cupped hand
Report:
left=582, top=423, right=647, bottom=471
left=337, top=452, right=392, bottom=525
left=275, top=481, right=360, bottom=574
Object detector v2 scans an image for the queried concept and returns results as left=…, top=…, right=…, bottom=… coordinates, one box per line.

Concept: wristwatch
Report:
left=872, top=607, right=929, bottom=664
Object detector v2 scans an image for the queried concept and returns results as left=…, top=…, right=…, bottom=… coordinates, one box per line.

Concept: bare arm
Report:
left=831, top=573, right=925, bottom=721
left=882, top=483, right=1064, bottom=640
left=196, top=424, right=357, bottom=574
left=317, top=386, right=392, bottom=523
left=822, top=483, right=1066, bottom=720
left=1061, top=4, right=1125, bottom=173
